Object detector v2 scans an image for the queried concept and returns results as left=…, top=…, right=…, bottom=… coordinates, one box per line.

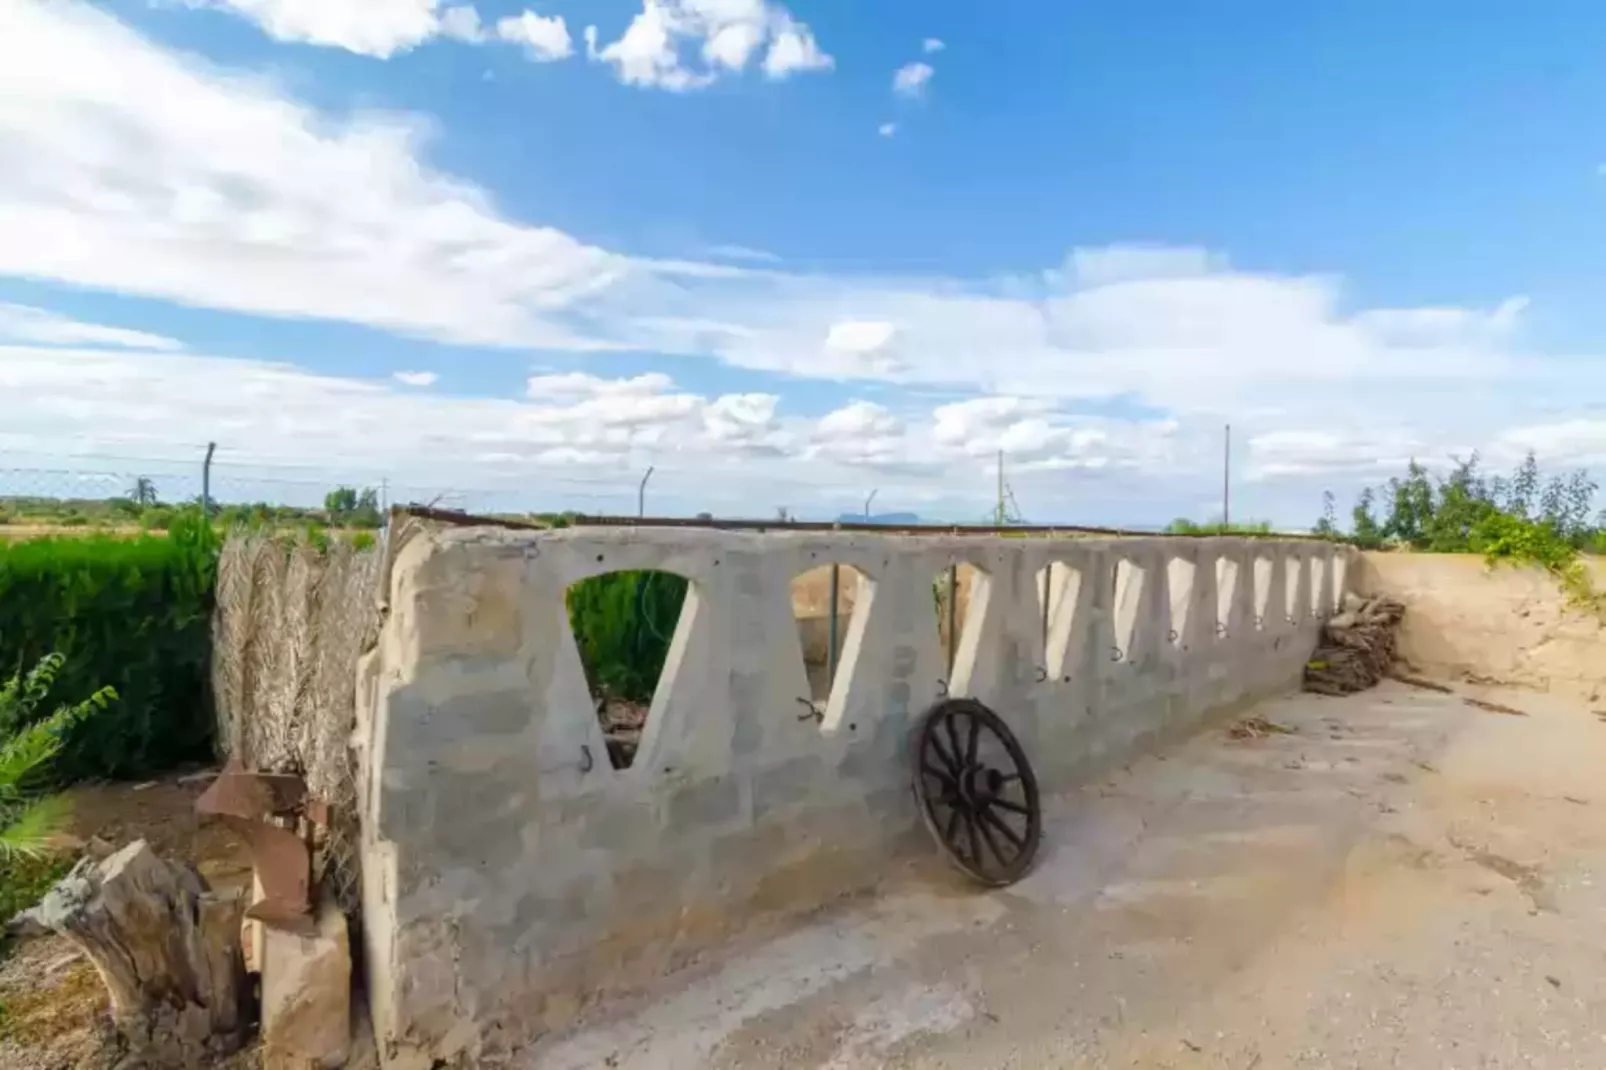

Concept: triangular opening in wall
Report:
left=934, top=563, right=986, bottom=694
left=1330, top=554, right=1349, bottom=610
left=1309, top=556, right=1327, bottom=618
left=566, top=569, right=691, bottom=769
left=1215, top=556, right=1239, bottom=639
left=1283, top=556, right=1303, bottom=625
left=1037, top=561, right=1084, bottom=681
left=1251, top=556, right=1273, bottom=630
left=1112, top=558, right=1144, bottom=663
left=1165, top=556, right=1195, bottom=651
left=789, top=561, right=870, bottom=728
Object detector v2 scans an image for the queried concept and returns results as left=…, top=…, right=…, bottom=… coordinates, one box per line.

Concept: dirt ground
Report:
left=529, top=679, right=1606, bottom=1069
left=0, top=769, right=258, bottom=1070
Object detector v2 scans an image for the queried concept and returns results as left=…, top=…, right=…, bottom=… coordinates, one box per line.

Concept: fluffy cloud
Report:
left=0, top=304, right=182, bottom=352
left=495, top=11, right=573, bottom=61
left=184, top=0, right=483, bottom=57
left=893, top=61, right=934, bottom=98
left=587, top=0, right=832, bottom=90
left=0, top=1, right=624, bottom=348
left=392, top=370, right=438, bottom=386
left=878, top=122, right=898, bottom=138
left=923, top=38, right=946, bottom=54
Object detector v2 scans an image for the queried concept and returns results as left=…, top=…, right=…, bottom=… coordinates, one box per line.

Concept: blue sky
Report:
left=5, top=0, right=1606, bottom=524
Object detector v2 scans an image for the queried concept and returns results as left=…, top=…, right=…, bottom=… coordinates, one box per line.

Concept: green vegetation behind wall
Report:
left=566, top=571, right=688, bottom=705
left=0, top=513, right=220, bottom=779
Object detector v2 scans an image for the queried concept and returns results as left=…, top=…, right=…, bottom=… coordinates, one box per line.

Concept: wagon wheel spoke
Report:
left=963, top=808, right=982, bottom=865
left=977, top=804, right=1026, bottom=852
left=944, top=714, right=964, bottom=773
left=964, top=711, right=979, bottom=766
left=927, top=733, right=961, bottom=777
left=943, top=801, right=963, bottom=845
left=990, top=796, right=1031, bottom=817
left=974, top=807, right=1008, bottom=868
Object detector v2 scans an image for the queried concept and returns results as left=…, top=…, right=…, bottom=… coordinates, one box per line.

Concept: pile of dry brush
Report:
left=1303, top=593, right=1407, bottom=695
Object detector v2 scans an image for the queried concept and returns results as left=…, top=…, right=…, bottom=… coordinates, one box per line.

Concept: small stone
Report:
left=261, top=895, right=352, bottom=1070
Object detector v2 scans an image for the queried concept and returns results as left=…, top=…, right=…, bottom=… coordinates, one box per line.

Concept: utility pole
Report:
left=1222, top=424, right=1231, bottom=529
left=638, top=465, right=654, bottom=518
left=201, top=442, right=216, bottom=518
left=864, top=488, right=878, bottom=521
left=996, top=450, right=1005, bottom=525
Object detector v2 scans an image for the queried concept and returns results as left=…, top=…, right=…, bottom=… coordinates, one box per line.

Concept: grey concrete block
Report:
left=751, top=754, right=826, bottom=821
left=666, top=775, right=743, bottom=830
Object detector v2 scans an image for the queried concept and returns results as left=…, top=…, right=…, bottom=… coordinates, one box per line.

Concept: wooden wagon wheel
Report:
left=912, top=697, right=1042, bottom=886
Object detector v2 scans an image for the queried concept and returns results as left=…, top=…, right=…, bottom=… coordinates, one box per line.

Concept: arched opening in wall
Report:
left=1165, top=556, right=1196, bottom=651
left=1283, top=557, right=1303, bottom=625
left=1309, top=556, right=1327, bottom=618
left=934, top=563, right=986, bottom=693
left=566, top=569, right=691, bottom=769
left=789, top=562, right=870, bottom=718
left=1215, top=556, right=1239, bottom=640
left=1252, top=556, right=1273, bottom=631
left=1112, top=558, right=1145, bottom=663
left=1037, top=561, right=1084, bottom=681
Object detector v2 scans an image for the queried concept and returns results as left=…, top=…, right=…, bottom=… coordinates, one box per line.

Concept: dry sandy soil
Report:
left=528, top=679, right=1606, bottom=1069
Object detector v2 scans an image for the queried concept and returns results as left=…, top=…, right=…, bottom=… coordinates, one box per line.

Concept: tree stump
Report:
left=19, top=839, right=247, bottom=1066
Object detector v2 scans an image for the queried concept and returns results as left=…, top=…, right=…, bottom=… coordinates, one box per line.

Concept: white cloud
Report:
left=0, top=0, right=624, bottom=349
left=393, top=370, right=438, bottom=386
left=1066, top=244, right=1221, bottom=286
left=184, top=0, right=465, bottom=58
left=702, top=243, right=780, bottom=263
left=438, top=5, right=487, bottom=42
left=922, top=38, right=945, bottom=54
left=589, top=0, right=832, bottom=91
left=878, top=122, right=898, bottom=138
left=496, top=11, right=573, bottom=61
left=893, top=61, right=934, bottom=98
left=0, top=304, right=182, bottom=352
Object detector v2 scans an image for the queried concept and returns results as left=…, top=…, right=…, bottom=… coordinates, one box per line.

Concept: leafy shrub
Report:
left=0, top=655, right=115, bottom=931
left=566, top=571, right=687, bottom=704
left=1320, top=452, right=1606, bottom=613
left=0, top=510, right=219, bottom=779
left=0, top=654, right=116, bottom=856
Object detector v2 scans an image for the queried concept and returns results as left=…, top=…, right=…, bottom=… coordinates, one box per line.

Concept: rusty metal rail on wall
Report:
left=389, top=504, right=1335, bottom=542
left=568, top=514, right=1337, bottom=540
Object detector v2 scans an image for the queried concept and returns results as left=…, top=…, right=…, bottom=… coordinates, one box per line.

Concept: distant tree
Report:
left=128, top=477, right=158, bottom=507
left=324, top=486, right=382, bottom=528
left=323, top=487, right=358, bottom=522
left=1312, top=491, right=1338, bottom=538
left=1350, top=487, right=1383, bottom=549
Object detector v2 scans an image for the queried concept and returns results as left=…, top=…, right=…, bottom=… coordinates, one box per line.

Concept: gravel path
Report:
left=529, top=681, right=1606, bottom=1069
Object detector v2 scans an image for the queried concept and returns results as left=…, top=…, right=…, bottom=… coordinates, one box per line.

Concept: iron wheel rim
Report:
left=912, top=697, right=1042, bottom=886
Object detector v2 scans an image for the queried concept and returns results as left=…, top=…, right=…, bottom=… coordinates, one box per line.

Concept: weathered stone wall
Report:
left=355, top=528, right=1353, bottom=1068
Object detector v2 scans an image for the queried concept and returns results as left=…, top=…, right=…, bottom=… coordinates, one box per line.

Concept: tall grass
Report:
left=0, top=512, right=218, bottom=779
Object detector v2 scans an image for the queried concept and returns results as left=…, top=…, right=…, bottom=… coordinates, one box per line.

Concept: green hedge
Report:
left=566, top=571, right=687, bottom=704
left=0, top=514, right=218, bottom=780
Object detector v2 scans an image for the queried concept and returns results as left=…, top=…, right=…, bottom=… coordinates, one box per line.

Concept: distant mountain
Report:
left=836, top=512, right=923, bottom=525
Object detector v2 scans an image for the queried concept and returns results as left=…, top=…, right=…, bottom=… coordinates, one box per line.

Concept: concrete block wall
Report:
left=355, top=527, right=1354, bottom=1067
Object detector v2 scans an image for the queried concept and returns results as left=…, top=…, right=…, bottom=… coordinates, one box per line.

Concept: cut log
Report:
left=17, top=839, right=247, bottom=1066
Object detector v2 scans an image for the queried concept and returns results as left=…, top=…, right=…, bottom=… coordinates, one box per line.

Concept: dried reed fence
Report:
left=211, top=532, right=383, bottom=911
